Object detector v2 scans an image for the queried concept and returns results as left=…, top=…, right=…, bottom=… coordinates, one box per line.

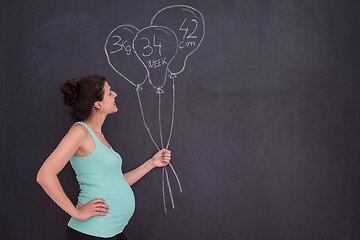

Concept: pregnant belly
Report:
left=77, top=184, right=136, bottom=226
left=69, top=177, right=136, bottom=237
left=80, top=186, right=135, bottom=211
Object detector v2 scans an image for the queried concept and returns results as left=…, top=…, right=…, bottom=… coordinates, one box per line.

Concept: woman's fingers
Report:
left=95, top=205, right=110, bottom=212
left=94, top=202, right=110, bottom=215
left=162, top=157, right=170, bottom=165
left=75, top=199, right=111, bottom=220
left=89, top=199, right=110, bottom=213
left=95, top=211, right=107, bottom=216
left=95, top=209, right=109, bottom=213
left=95, top=202, right=110, bottom=209
left=94, top=201, right=110, bottom=212
left=92, top=198, right=106, bottom=204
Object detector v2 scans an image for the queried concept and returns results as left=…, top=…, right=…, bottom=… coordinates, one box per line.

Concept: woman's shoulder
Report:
left=67, top=122, right=89, bottom=138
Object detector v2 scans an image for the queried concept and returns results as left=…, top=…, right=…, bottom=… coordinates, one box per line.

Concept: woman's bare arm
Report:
left=36, top=124, right=87, bottom=219
left=123, top=159, right=155, bottom=186
left=123, top=149, right=171, bottom=186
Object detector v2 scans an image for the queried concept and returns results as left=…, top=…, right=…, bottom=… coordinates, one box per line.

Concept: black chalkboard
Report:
left=1, top=0, right=360, bottom=239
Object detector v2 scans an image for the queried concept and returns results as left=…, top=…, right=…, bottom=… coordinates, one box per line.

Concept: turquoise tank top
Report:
left=67, top=121, right=135, bottom=238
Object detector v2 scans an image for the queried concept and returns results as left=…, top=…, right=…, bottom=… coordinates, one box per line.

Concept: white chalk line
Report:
left=136, top=84, right=161, bottom=151
left=104, top=24, right=147, bottom=87
left=136, top=76, right=182, bottom=214
left=150, top=5, right=206, bottom=76
left=162, top=166, right=167, bottom=214
left=158, top=88, right=164, bottom=149
left=106, top=5, right=206, bottom=214
left=133, top=25, right=178, bottom=91
left=166, top=77, right=182, bottom=193
left=165, top=166, right=175, bottom=209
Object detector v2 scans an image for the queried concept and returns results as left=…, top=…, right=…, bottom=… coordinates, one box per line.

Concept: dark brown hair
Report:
left=59, top=74, right=106, bottom=121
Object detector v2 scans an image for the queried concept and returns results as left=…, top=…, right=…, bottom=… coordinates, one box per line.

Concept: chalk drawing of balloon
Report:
left=104, top=25, right=147, bottom=86
left=133, top=26, right=178, bottom=91
left=151, top=5, right=205, bottom=77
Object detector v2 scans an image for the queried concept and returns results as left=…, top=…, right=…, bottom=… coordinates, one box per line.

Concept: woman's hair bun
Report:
left=60, top=78, right=80, bottom=106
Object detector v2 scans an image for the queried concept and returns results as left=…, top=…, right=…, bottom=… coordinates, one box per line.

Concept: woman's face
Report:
left=99, top=81, right=118, bottom=114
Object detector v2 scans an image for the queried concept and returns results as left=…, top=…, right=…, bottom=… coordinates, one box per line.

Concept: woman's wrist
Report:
left=143, top=158, right=155, bottom=173
left=74, top=209, right=79, bottom=220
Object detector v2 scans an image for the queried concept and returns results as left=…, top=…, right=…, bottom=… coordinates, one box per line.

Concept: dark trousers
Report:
left=67, top=226, right=128, bottom=240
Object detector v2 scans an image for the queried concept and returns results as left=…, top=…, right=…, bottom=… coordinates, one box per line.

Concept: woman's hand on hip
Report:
left=151, top=148, right=171, bottom=168
left=74, top=199, right=110, bottom=221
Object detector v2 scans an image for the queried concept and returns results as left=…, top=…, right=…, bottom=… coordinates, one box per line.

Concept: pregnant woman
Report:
left=36, top=74, right=171, bottom=240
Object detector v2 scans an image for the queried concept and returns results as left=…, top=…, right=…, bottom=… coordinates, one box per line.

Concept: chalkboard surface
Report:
left=1, top=0, right=360, bottom=240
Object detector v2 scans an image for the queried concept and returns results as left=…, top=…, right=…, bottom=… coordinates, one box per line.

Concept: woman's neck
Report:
left=83, top=114, right=106, bottom=134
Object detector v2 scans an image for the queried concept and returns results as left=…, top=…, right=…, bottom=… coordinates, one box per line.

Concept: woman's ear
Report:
left=94, top=101, right=102, bottom=110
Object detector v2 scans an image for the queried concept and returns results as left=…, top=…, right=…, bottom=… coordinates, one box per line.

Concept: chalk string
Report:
left=136, top=77, right=182, bottom=214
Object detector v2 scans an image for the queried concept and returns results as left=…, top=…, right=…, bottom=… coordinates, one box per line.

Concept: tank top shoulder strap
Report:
left=72, top=121, right=98, bottom=142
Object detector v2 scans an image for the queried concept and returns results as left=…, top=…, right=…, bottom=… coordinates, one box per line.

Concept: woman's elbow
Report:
left=36, top=170, right=44, bottom=184
left=36, top=169, right=51, bottom=184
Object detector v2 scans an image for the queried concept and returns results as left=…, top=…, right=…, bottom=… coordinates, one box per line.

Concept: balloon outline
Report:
left=133, top=26, right=181, bottom=215
left=150, top=5, right=205, bottom=77
left=104, top=24, right=148, bottom=87
left=132, top=25, right=179, bottom=91
left=104, top=5, right=205, bottom=215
